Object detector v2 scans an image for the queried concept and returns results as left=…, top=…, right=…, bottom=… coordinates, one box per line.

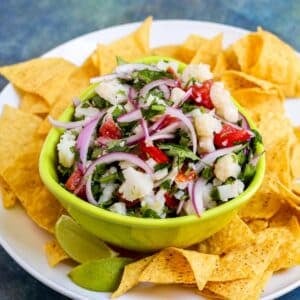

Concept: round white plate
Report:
left=0, top=20, right=299, bottom=300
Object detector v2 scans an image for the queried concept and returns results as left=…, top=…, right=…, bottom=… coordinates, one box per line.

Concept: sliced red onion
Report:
left=126, top=130, right=145, bottom=146
left=175, top=88, right=193, bottom=108
left=96, top=136, right=111, bottom=146
left=195, top=144, right=244, bottom=173
left=76, top=112, right=104, bottom=167
left=150, top=133, right=175, bottom=142
left=141, top=118, right=150, bottom=144
left=159, top=84, right=170, bottom=100
left=117, top=109, right=142, bottom=123
left=165, top=107, right=197, bottom=153
left=176, top=199, right=185, bottom=215
left=115, top=63, right=160, bottom=74
left=192, top=178, right=205, bottom=216
left=128, top=87, right=138, bottom=108
left=84, top=152, right=154, bottom=179
left=239, top=112, right=250, bottom=130
left=48, top=116, right=89, bottom=130
left=140, top=79, right=178, bottom=98
left=85, top=175, right=98, bottom=205
left=154, top=121, right=181, bottom=135
left=187, top=182, right=194, bottom=203
left=90, top=73, right=130, bottom=84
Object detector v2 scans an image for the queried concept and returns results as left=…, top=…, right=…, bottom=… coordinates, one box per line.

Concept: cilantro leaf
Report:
left=158, top=143, right=199, bottom=161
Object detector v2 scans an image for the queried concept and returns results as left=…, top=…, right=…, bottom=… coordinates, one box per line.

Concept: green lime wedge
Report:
left=55, top=215, right=117, bottom=263
left=68, top=257, right=132, bottom=292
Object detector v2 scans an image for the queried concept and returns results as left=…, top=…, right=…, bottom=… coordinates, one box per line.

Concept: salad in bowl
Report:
left=49, top=57, right=263, bottom=219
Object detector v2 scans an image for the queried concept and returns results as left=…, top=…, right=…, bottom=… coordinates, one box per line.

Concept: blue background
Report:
left=0, top=0, right=299, bottom=299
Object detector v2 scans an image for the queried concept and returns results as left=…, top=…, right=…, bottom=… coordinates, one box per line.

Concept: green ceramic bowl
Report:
left=39, top=56, right=265, bottom=252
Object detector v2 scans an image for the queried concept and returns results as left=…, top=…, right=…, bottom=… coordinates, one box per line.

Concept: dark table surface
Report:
left=0, top=1, right=299, bottom=299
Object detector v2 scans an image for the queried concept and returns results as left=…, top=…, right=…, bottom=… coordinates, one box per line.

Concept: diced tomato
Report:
left=65, top=168, right=83, bottom=191
left=214, top=123, right=252, bottom=148
left=140, top=142, right=169, bottom=164
left=164, top=193, right=178, bottom=209
left=190, top=79, right=214, bottom=109
left=175, top=170, right=197, bottom=183
left=117, top=193, right=140, bottom=208
left=159, top=115, right=178, bottom=129
left=99, top=117, right=121, bottom=139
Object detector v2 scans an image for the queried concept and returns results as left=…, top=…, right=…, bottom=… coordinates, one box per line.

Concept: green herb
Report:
left=106, top=140, right=130, bottom=152
left=150, top=89, right=164, bottom=99
left=210, top=187, right=220, bottom=201
left=141, top=208, right=161, bottom=219
left=141, top=103, right=166, bottom=120
left=90, top=147, right=102, bottom=160
left=178, top=130, right=190, bottom=148
left=132, top=69, right=173, bottom=89
left=236, top=150, right=247, bottom=165
left=224, top=177, right=235, bottom=184
left=93, top=164, right=107, bottom=182
left=70, top=146, right=80, bottom=162
left=181, top=102, right=198, bottom=113
left=201, top=166, right=214, bottom=181
left=160, top=179, right=172, bottom=191
left=240, top=163, right=256, bottom=185
left=154, top=163, right=171, bottom=172
left=111, top=105, right=124, bottom=120
left=57, top=164, right=73, bottom=181
left=250, top=129, right=263, bottom=153
left=89, top=95, right=111, bottom=109
left=100, top=173, right=120, bottom=184
left=116, top=56, right=128, bottom=65
left=119, top=121, right=138, bottom=137
left=159, top=143, right=199, bottom=162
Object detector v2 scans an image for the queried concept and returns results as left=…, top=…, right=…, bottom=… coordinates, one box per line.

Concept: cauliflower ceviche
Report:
left=51, top=60, right=262, bottom=219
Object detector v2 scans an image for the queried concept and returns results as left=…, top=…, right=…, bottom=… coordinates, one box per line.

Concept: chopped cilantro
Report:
left=141, top=103, right=166, bottom=120
left=178, top=130, right=190, bottom=148
left=90, top=147, right=102, bottom=160
left=100, top=173, right=120, bottom=184
left=181, top=102, right=198, bottom=113
left=239, top=163, right=256, bottom=185
left=106, top=140, right=130, bottom=153
left=154, top=163, right=171, bottom=172
left=57, top=164, right=73, bottom=182
left=160, top=179, right=172, bottom=191
left=141, top=208, right=161, bottom=219
left=250, top=129, right=263, bottom=153
left=132, top=69, right=173, bottom=89
left=89, top=94, right=111, bottom=109
left=210, top=187, right=220, bottom=201
left=201, top=166, right=214, bottom=181
left=112, top=105, right=124, bottom=120
left=236, top=150, right=247, bottom=165
left=158, top=143, right=199, bottom=162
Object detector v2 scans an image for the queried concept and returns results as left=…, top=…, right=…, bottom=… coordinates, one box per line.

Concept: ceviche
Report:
left=50, top=59, right=262, bottom=219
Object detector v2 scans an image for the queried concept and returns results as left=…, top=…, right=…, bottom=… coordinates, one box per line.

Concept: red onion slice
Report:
left=117, top=109, right=142, bottom=123
left=49, top=116, right=89, bottom=130
left=85, top=175, right=98, bottom=205
left=175, top=88, right=193, bottom=108
left=165, top=107, right=197, bottom=154
left=72, top=97, right=81, bottom=107
left=140, top=79, right=178, bottom=98
left=141, top=118, right=150, bottom=144
left=76, top=112, right=104, bottom=167
left=192, top=178, right=205, bottom=216
left=159, top=84, right=170, bottom=100
left=128, top=87, right=138, bottom=108
left=150, top=133, right=175, bottom=142
left=84, top=152, right=154, bottom=179
left=176, top=199, right=185, bottom=215
left=195, top=144, right=244, bottom=173
left=239, top=112, right=250, bottom=130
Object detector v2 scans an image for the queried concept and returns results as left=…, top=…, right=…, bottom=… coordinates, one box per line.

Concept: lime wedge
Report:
left=68, top=257, right=132, bottom=292
left=55, top=215, right=117, bottom=263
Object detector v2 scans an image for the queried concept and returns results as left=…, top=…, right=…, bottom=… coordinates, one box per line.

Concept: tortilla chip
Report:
left=20, top=92, right=50, bottom=116
left=151, top=45, right=183, bottom=61
left=213, top=53, right=228, bottom=78
left=93, top=17, right=152, bottom=75
left=209, top=230, right=281, bottom=281
left=291, top=143, right=300, bottom=179
left=239, top=175, right=282, bottom=220
left=246, top=219, right=268, bottom=233
left=2, top=138, right=63, bottom=232
left=198, top=215, right=254, bottom=255
left=44, top=239, right=70, bottom=267
left=222, top=46, right=240, bottom=71
left=0, top=105, right=42, bottom=171
left=139, top=247, right=218, bottom=290
left=0, top=175, right=17, bottom=208
left=0, top=58, right=76, bottom=105
left=190, top=34, right=223, bottom=68
left=112, top=256, right=154, bottom=298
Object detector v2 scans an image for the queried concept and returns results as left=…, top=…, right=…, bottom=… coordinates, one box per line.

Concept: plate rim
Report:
left=0, top=18, right=299, bottom=300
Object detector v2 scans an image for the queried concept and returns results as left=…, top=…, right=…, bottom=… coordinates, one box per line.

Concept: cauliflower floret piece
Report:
left=193, top=111, right=222, bottom=137
left=119, top=167, right=153, bottom=201
left=145, top=93, right=165, bottom=106
left=141, top=189, right=166, bottom=217
left=210, top=82, right=239, bottom=123
left=74, top=104, right=99, bottom=119
left=170, top=87, right=186, bottom=106
left=183, top=199, right=196, bottom=215
left=109, top=202, right=127, bottom=215
left=202, top=183, right=217, bottom=209
left=99, top=183, right=118, bottom=204
left=57, top=131, right=76, bottom=168
left=95, top=79, right=129, bottom=105
left=214, top=154, right=241, bottom=182
left=198, top=136, right=215, bottom=153
left=181, top=64, right=213, bottom=85
left=217, top=179, right=245, bottom=202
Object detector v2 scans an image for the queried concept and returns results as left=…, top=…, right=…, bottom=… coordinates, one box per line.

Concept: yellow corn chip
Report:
left=246, top=219, right=268, bottom=233
left=0, top=58, right=76, bottom=105
left=198, top=215, right=254, bottom=255
left=44, top=239, right=70, bottom=267
left=0, top=175, right=17, bottom=208
left=139, top=247, right=218, bottom=290
left=151, top=45, right=182, bottom=61
left=112, top=256, right=154, bottom=298
left=20, top=92, right=50, bottom=116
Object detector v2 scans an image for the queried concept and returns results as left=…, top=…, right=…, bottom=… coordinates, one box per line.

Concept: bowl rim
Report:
left=39, top=56, right=265, bottom=229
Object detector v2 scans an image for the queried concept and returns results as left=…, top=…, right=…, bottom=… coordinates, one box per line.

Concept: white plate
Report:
left=0, top=20, right=299, bottom=300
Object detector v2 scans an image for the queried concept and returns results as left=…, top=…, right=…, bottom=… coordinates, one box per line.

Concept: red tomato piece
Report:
left=65, top=168, right=83, bottom=191
left=140, top=142, right=169, bottom=164
left=214, top=123, right=252, bottom=148
left=190, top=79, right=214, bottom=109
left=164, top=193, right=178, bottom=209
left=99, top=117, right=121, bottom=139
left=159, top=115, right=178, bottom=129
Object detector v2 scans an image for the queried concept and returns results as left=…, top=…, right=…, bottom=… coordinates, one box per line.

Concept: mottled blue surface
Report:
left=0, top=0, right=299, bottom=299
